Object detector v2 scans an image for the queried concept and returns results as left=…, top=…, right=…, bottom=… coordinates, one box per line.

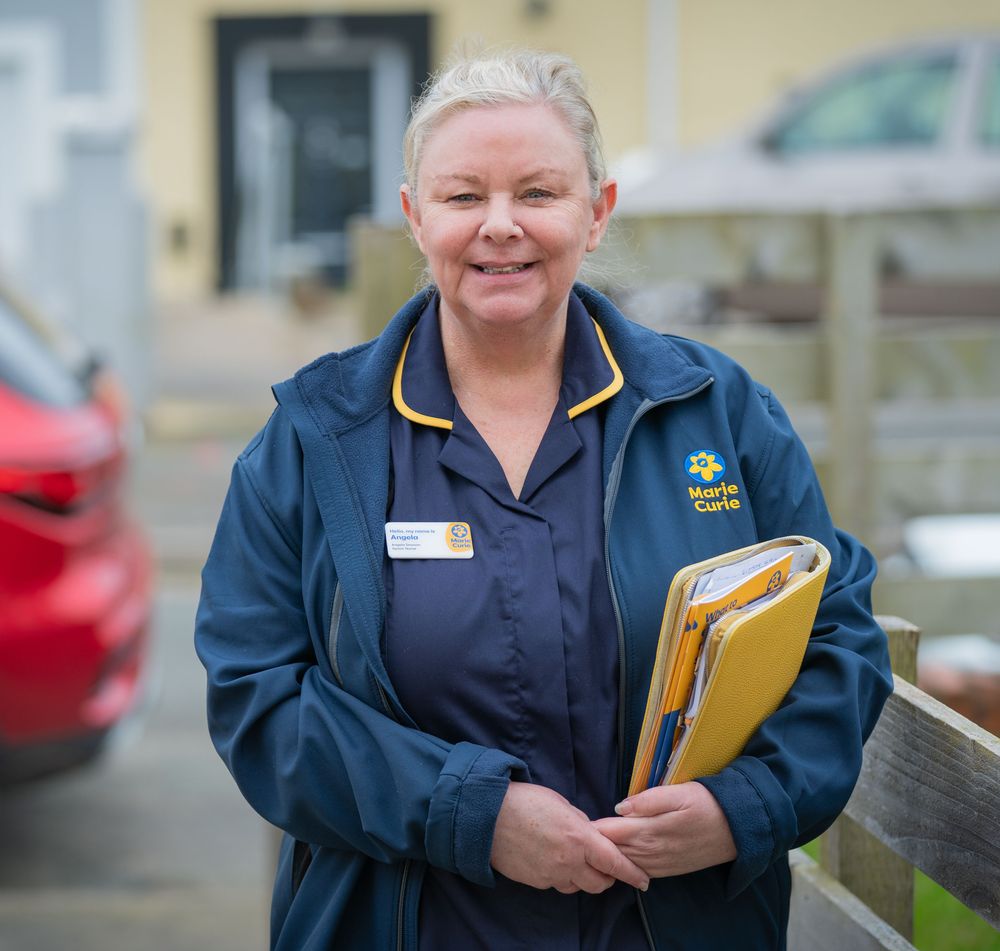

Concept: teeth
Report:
left=480, top=264, right=527, bottom=274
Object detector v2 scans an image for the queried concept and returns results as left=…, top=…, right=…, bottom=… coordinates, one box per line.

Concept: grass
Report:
left=913, top=869, right=1000, bottom=951
left=799, top=841, right=999, bottom=950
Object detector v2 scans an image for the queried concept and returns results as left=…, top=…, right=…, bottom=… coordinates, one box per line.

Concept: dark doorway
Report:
left=215, top=14, right=429, bottom=291
left=270, top=65, right=371, bottom=284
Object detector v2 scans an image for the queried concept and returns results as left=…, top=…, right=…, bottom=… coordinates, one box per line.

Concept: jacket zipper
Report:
left=365, top=679, right=412, bottom=951
left=603, top=381, right=714, bottom=951
left=328, top=582, right=345, bottom=687
left=355, top=625, right=411, bottom=951
left=636, top=892, right=656, bottom=948
left=397, top=860, right=411, bottom=951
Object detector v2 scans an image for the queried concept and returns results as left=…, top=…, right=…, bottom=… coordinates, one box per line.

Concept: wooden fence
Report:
left=787, top=616, right=1000, bottom=948
left=605, top=210, right=1000, bottom=550
left=349, top=211, right=1000, bottom=637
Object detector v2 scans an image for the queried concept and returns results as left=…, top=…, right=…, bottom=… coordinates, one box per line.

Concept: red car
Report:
left=0, top=285, right=153, bottom=783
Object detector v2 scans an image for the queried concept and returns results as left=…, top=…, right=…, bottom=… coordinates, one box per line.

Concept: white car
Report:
left=616, top=34, right=1000, bottom=215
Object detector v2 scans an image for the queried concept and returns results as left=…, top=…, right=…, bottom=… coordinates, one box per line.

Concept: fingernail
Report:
left=614, top=799, right=633, bottom=816
left=641, top=880, right=650, bottom=892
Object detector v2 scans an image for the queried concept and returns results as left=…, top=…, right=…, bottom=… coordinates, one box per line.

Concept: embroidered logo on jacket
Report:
left=685, top=449, right=726, bottom=484
left=684, top=449, right=742, bottom=513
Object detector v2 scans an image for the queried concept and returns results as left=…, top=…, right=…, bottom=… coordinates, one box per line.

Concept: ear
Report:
left=400, top=184, right=425, bottom=253
left=586, top=178, right=617, bottom=253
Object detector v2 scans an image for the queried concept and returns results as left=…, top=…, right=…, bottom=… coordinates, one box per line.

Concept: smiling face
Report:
left=401, top=103, right=616, bottom=338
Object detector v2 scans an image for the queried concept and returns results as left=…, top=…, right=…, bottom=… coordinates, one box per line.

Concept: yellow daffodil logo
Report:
left=446, top=522, right=473, bottom=553
left=686, top=449, right=726, bottom=484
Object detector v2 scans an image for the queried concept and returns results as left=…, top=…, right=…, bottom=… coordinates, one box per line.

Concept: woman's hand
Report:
left=491, top=782, right=650, bottom=894
left=592, top=782, right=737, bottom=878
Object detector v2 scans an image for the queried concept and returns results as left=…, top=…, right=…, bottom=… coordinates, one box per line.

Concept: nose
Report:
left=479, top=195, right=523, bottom=243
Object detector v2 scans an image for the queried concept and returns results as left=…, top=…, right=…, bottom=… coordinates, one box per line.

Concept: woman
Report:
left=196, top=49, right=893, bottom=950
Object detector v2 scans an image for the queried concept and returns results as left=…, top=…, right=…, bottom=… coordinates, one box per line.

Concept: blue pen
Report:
left=649, top=709, right=680, bottom=788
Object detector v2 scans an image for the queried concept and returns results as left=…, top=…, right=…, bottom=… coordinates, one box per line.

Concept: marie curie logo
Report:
left=685, top=449, right=727, bottom=484
left=446, top=521, right=473, bottom=553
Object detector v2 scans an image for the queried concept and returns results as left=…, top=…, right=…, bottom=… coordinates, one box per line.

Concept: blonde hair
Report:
left=403, top=48, right=607, bottom=200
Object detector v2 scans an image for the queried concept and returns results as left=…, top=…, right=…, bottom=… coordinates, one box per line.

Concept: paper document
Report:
left=693, top=544, right=817, bottom=599
left=631, top=539, right=826, bottom=792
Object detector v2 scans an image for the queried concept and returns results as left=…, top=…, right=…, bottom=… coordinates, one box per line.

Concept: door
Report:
left=234, top=37, right=409, bottom=291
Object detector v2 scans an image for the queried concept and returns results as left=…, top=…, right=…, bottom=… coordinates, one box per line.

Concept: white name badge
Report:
left=385, top=522, right=474, bottom=559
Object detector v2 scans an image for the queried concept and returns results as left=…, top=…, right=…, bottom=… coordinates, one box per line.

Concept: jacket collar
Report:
left=274, top=282, right=713, bottom=432
left=391, top=291, right=625, bottom=431
left=572, top=284, right=714, bottom=404
left=272, top=286, right=434, bottom=435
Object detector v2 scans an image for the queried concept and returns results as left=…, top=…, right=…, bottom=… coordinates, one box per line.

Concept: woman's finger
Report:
left=569, top=867, right=616, bottom=894
left=584, top=830, right=650, bottom=890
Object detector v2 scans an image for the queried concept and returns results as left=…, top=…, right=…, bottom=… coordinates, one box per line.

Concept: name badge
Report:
left=385, top=522, right=474, bottom=559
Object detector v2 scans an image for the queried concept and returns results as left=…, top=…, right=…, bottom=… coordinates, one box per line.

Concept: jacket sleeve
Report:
left=195, top=428, right=528, bottom=887
left=696, top=384, right=893, bottom=897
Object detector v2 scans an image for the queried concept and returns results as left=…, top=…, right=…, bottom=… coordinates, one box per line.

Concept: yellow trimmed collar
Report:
left=392, top=294, right=623, bottom=429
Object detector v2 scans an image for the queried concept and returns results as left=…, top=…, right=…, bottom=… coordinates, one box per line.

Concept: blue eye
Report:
left=524, top=189, right=552, bottom=200
left=449, top=193, right=478, bottom=203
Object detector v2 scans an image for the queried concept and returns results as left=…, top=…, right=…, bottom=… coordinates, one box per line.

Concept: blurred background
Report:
left=0, top=1, right=998, bottom=949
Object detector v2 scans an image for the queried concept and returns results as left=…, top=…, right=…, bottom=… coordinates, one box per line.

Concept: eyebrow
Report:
left=428, top=168, right=572, bottom=186
left=516, top=167, right=570, bottom=183
left=429, top=173, right=483, bottom=185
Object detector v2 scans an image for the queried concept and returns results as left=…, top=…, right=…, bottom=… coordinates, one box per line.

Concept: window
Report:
left=767, top=54, right=958, bottom=154
left=981, top=54, right=1000, bottom=148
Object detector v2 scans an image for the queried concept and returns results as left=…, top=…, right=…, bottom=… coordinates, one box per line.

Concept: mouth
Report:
left=473, top=262, right=534, bottom=275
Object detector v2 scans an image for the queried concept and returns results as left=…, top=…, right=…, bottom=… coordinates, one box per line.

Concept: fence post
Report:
left=822, top=214, right=878, bottom=544
left=349, top=217, right=424, bottom=340
left=819, top=616, right=920, bottom=939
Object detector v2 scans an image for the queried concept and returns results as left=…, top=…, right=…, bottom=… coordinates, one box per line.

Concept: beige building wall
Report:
left=676, top=0, right=1000, bottom=146
left=142, top=0, right=1000, bottom=299
left=140, top=0, right=649, bottom=298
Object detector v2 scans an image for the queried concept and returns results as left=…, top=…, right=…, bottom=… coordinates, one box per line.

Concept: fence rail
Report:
left=788, top=616, right=1000, bottom=949
left=846, top=675, right=1000, bottom=927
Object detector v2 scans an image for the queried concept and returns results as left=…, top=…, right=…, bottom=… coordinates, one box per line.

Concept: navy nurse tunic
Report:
left=384, top=293, right=649, bottom=950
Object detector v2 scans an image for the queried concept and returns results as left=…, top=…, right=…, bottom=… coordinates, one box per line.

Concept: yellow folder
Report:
left=628, top=536, right=831, bottom=796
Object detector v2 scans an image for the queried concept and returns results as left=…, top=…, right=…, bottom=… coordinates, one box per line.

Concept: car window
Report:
left=0, top=295, right=86, bottom=407
left=767, top=53, right=958, bottom=154
left=981, top=54, right=1000, bottom=147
